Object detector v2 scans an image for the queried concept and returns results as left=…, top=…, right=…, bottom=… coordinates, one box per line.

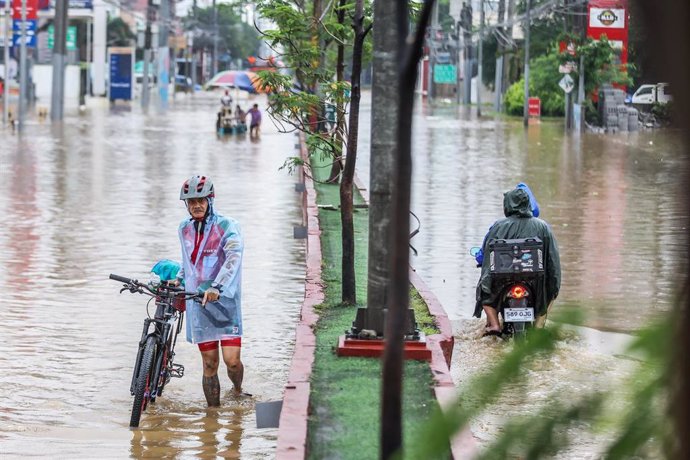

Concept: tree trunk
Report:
left=364, top=0, right=399, bottom=332
left=327, top=0, right=347, bottom=184
left=381, top=1, right=434, bottom=457
left=340, top=0, right=366, bottom=305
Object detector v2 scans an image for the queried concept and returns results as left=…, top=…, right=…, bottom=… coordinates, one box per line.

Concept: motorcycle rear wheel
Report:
left=511, top=322, right=528, bottom=340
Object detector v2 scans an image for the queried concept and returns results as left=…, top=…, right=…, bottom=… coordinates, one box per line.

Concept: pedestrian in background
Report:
left=247, top=104, right=262, bottom=138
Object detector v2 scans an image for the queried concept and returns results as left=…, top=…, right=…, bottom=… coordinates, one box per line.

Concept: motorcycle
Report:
left=470, top=237, right=544, bottom=339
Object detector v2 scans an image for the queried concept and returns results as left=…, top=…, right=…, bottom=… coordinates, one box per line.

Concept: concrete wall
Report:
left=33, top=64, right=82, bottom=106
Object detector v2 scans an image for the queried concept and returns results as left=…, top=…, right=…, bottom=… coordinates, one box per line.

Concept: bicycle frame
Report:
left=129, top=296, right=184, bottom=398
left=110, top=274, right=202, bottom=427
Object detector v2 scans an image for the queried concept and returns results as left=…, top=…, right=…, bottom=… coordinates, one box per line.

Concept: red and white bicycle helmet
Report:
left=180, top=175, right=215, bottom=200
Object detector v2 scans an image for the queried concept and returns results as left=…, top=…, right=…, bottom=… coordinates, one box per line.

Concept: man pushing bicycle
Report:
left=172, top=175, right=246, bottom=406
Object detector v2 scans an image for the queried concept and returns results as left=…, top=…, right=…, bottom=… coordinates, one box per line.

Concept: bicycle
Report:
left=109, top=273, right=203, bottom=428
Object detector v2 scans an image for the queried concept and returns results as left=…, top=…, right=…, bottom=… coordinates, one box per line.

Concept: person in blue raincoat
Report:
left=173, top=175, right=245, bottom=406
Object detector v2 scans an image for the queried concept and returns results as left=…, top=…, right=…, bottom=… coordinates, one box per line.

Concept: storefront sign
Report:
left=589, top=8, right=625, bottom=28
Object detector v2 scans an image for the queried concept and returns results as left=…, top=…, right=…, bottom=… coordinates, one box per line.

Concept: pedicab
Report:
left=216, top=106, right=247, bottom=135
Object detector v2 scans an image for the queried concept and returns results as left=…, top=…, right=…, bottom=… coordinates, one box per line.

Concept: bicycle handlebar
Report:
left=109, top=273, right=203, bottom=300
left=109, top=274, right=133, bottom=284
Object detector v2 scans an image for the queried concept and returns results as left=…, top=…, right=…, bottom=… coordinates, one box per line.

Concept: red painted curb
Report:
left=276, top=134, right=323, bottom=460
left=336, top=336, right=432, bottom=360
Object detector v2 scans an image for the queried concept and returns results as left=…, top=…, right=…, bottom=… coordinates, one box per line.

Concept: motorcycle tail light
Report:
left=509, top=285, right=527, bottom=299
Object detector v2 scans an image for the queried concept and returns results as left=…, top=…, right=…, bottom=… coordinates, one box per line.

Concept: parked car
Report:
left=631, top=83, right=672, bottom=107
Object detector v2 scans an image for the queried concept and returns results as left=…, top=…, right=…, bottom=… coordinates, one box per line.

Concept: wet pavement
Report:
left=0, top=92, right=306, bottom=458
left=354, top=90, right=687, bottom=455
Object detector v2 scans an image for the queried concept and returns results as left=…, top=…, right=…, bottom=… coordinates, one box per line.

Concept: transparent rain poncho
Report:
left=177, top=200, right=244, bottom=344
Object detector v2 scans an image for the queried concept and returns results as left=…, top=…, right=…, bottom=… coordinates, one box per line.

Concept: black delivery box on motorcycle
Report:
left=488, top=238, right=544, bottom=276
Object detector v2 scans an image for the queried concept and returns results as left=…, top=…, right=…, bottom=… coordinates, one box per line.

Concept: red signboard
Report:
left=587, top=0, right=628, bottom=66
left=528, top=97, right=541, bottom=118
left=12, top=0, right=38, bottom=19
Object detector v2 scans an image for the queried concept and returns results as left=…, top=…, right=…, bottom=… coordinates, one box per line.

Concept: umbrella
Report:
left=205, top=70, right=266, bottom=93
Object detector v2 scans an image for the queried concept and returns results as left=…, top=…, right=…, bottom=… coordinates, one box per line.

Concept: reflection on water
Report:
left=0, top=93, right=305, bottom=458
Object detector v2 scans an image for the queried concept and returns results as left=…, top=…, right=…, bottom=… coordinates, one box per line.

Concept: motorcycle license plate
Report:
left=504, top=307, right=534, bottom=322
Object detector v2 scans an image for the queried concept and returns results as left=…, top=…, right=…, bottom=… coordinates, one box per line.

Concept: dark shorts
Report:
left=198, top=336, right=242, bottom=352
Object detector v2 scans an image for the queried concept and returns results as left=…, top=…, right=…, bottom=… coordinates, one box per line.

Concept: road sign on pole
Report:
left=48, top=24, right=77, bottom=50
left=559, top=74, right=575, bottom=93
left=12, top=17, right=36, bottom=47
left=433, top=64, right=457, bottom=84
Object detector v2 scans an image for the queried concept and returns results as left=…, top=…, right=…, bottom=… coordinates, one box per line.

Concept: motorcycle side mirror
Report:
left=469, top=246, right=481, bottom=257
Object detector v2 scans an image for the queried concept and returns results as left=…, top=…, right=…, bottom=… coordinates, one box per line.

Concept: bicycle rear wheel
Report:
left=130, top=335, right=156, bottom=428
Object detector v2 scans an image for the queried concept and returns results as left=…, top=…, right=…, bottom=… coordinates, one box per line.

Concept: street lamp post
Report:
left=523, top=0, right=531, bottom=127
left=3, top=0, right=10, bottom=126
left=50, top=0, right=68, bottom=121
left=212, top=0, right=217, bottom=76
left=142, top=0, right=153, bottom=110
left=18, top=0, right=27, bottom=132
left=477, top=0, right=484, bottom=116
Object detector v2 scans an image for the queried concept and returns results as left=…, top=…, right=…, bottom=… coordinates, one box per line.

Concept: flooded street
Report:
left=0, top=93, right=305, bottom=458
left=356, top=92, right=686, bottom=333
left=1, top=86, right=685, bottom=458
left=355, top=90, right=687, bottom=455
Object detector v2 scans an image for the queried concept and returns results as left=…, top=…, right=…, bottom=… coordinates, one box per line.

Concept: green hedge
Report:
left=504, top=53, right=566, bottom=117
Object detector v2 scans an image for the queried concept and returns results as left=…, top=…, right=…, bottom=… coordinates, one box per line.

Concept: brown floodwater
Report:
left=0, top=92, right=306, bottom=458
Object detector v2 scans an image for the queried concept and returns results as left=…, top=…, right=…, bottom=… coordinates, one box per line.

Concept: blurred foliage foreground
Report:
left=407, top=308, right=675, bottom=459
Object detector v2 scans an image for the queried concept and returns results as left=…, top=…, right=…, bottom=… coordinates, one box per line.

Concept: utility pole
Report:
left=577, top=0, right=587, bottom=133
left=158, top=0, right=169, bottom=110
left=522, top=0, right=531, bottom=127
left=212, top=0, right=218, bottom=76
left=494, top=0, right=506, bottom=112
left=427, top=1, right=438, bottom=101
left=564, top=0, right=572, bottom=131
left=3, top=0, right=10, bottom=126
left=455, top=20, right=461, bottom=104
left=86, top=18, right=91, bottom=96
left=18, top=0, right=27, bottom=132
left=142, top=0, right=153, bottom=110
left=461, top=2, right=472, bottom=104
left=477, top=0, right=484, bottom=116
left=50, top=0, right=68, bottom=121
left=504, top=0, right=515, bottom=94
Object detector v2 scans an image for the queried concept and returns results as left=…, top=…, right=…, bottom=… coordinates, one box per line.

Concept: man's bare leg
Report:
left=201, top=348, right=221, bottom=406
left=221, top=346, right=244, bottom=394
left=482, top=305, right=501, bottom=332
left=534, top=301, right=555, bottom=329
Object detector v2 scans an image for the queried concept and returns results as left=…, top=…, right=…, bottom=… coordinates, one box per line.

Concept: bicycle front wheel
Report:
left=130, top=335, right=156, bottom=428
